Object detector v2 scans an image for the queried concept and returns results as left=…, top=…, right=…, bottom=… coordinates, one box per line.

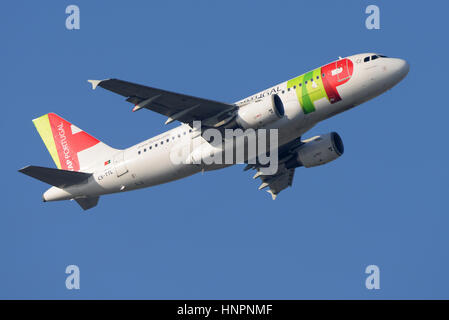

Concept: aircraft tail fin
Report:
left=32, top=113, right=118, bottom=171
left=18, top=165, right=92, bottom=189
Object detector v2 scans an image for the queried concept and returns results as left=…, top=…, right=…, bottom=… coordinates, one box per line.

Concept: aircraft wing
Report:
left=245, top=137, right=302, bottom=199
left=88, top=79, right=236, bottom=125
left=250, top=164, right=295, bottom=200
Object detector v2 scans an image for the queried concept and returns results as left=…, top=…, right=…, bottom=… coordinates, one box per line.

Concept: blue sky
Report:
left=1, top=0, right=448, bottom=299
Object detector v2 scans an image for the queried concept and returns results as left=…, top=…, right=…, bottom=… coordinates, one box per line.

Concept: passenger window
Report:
left=166, top=139, right=169, bottom=142
left=288, top=88, right=290, bottom=91
left=322, top=73, right=325, bottom=77
left=282, top=90, right=285, bottom=94
left=293, top=85, right=296, bottom=89
left=316, top=76, right=319, bottom=80
left=305, top=81, right=308, bottom=84
left=161, top=141, right=163, bottom=145
left=138, top=151, right=141, bottom=155
left=150, top=146, right=152, bottom=149
left=178, top=134, right=181, bottom=138
left=189, top=129, right=192, bottom=133
left=299, top=83, right=302, bottom=87
left=364, top=56, right=370, bottom=62
left=155, top=144, right=158, bottom=147
left=144, top=148, right=146, bottom=152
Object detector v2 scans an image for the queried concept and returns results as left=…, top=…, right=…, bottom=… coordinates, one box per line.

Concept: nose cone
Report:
left=391, top=58, right=410, bottom=81
left=397, top=58, right=410, bottom=78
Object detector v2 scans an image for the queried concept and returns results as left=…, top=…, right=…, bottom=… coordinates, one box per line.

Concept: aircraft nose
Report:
left=392, top=58, right=410, bottom=79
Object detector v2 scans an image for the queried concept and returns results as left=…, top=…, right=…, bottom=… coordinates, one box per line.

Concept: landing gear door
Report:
left=114, top=152, right=128, bottom=177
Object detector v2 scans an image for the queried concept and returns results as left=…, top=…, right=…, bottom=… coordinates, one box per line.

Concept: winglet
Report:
left=87, top=79, right=103, bottom=90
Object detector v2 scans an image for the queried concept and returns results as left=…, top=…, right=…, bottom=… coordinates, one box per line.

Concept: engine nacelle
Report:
left=286, top=132, right=344, bottom=168
left=235, top=94, right=285, bottom=129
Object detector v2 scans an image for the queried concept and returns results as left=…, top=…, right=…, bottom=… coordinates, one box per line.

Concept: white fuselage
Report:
left=43, top=53, right=409, bottom=201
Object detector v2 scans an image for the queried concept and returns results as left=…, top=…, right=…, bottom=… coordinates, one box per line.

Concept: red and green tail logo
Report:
left=33, top=113, right=100, bottom=171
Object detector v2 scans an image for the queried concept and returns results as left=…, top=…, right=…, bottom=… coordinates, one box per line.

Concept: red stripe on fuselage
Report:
left=321, top=58, right=354, bottom=104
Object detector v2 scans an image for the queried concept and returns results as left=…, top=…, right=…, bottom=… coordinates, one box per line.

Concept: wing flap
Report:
left=246, top=138, right=302, bottom=199
left=254, top=165, right=295, bottom=200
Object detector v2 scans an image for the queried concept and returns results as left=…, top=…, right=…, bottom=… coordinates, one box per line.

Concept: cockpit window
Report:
left=364, top=54, right=387, bottom=62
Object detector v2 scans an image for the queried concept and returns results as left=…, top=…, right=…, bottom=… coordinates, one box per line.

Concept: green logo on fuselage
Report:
left=287, top=67, right=327, bottom=114
left=288, top=58, right=354, bottom=114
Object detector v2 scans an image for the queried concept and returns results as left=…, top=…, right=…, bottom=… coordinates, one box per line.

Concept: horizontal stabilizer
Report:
left=75, top=196, right=99, bottom=210
left=18, top=165, right=91, bottom=188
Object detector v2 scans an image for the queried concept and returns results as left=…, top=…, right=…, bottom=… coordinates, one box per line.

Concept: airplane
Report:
left=19, top=53, right=409, bottom=210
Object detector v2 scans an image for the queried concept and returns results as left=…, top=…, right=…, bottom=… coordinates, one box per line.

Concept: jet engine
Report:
left=235, top=94, right=285, bottom=129
left=286, top=132, right=344, bottom=168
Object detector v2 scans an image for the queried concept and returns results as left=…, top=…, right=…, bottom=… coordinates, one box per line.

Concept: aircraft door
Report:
left=113, top=151, right=129, bottom=177
left=336, top=59, right=351, bottom=82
